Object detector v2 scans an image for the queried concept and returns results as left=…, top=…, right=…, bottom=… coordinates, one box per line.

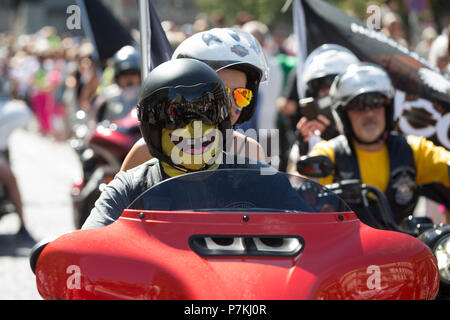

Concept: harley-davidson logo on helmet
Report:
left=230, top=45, right=249, bottom=57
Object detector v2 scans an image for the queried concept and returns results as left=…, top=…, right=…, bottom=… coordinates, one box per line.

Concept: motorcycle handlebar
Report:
left=326, top=180, right=418, bottom=237
left=361, top=184, right=417, bottom=237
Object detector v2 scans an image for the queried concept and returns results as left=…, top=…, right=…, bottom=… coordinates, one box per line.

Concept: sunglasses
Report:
left=345, top=92, right=391, bottom=112
left=225, top=86, right=253, bottom=108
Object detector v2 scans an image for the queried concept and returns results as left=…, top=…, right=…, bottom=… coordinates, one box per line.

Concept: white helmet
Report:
left=330, top=62, right=395, bottom=143
left=330, top=62, right=394, bottom=107
left=302, top=44, right=360, bottom=96
left=172, top=28, right=269, bottom=124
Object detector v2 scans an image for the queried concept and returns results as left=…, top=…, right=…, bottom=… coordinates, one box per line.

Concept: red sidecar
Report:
left=31, top=169, right=439, bottom=300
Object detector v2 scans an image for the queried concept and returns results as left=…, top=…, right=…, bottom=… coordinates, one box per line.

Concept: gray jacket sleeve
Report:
left=81, top=159, right=164, bottom=230
left=81, top=171, right=134, bottom=230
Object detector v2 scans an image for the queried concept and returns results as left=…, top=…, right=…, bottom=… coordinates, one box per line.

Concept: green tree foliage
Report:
left=326, top=0, right=372, bottom=19
left=195, top=0, right=449, bottom=30
left=194, top=0, right=291, bottom=26
left=194, top=0, right=377, bottom=27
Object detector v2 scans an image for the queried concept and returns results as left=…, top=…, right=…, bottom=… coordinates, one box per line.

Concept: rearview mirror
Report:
left=296, top=155, right=333, bottom=178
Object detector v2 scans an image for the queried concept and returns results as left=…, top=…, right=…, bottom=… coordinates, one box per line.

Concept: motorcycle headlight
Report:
left=434, top=233, right=450, bottom=284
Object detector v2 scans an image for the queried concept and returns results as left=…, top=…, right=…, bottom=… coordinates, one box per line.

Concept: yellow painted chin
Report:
left=161, top=120, right=222, bottom=177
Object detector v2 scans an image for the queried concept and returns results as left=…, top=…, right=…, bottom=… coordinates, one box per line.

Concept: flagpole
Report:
left=138, top=0, right=151, bottom=81
left=76, top=0, right=100, bottom=63
left=293, top=0, right=308, bottom=99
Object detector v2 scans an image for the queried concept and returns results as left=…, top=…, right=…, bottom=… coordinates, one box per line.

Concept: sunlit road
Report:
left=0, top=122, right=81, bottom=299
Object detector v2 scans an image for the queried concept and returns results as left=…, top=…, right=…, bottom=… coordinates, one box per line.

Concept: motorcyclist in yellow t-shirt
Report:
left=307, top=63, right=450, bottom=225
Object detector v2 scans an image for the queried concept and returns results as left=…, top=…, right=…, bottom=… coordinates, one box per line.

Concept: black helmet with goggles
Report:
left=137, top=58, right=232, bottom=171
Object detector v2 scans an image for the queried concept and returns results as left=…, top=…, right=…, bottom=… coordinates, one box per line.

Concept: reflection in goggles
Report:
left=345, top=92, right=391, bottom=112
left=225, top=86, right=253, bottom=108
left=138, top=82, right=230, bottom=129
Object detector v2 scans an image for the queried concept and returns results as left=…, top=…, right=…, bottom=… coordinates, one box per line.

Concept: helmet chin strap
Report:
left=352, top=130, right=388, bottom=145
left=159, top=150, right=223, bottom=177
left=161, top=158, right=221, bottom=178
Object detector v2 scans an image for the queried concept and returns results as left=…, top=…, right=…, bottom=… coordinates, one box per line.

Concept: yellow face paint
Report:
left=161, top=120, right=222, bottom=177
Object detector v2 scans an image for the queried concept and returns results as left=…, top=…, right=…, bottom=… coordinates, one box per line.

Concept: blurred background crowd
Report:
left=0, top=0, right=448, bottom=147
left=0, top=0, right=449, bottom=228
left=0, top=0, right=449, bottom=300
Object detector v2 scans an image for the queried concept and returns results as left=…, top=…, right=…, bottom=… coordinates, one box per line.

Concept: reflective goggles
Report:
left=345, top=92, right=391, bottom=112
left=138, top=83, right=230, bottom=130
left=225, top=86, right=253, bottom=108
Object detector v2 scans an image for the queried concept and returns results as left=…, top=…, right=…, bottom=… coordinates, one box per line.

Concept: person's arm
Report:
left=407, top=135, right=450, bottom=187
left=296, top=114, right=330, bottom=143
left=81, top=171, right=134, bottom=229
left=232, top=131, right=266, bottom=163
left=305, top=140, right=335, bottom=186
left=120, top=138, right=152, bottom=171
left=79, top=60, right=100, bottom=111
left=0, top=160, right=25, bottom=227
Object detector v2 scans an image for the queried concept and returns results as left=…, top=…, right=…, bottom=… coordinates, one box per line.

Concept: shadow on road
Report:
left=0, top=233, right=37, bottom=257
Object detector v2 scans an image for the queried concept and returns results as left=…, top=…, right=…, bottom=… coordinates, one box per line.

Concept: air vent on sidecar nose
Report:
left=189, top=235, right=304, bottom=257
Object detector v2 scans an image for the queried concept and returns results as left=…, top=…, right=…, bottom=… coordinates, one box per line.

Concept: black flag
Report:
left=294, top=0, right=450, bottom=151
left=77, top=0, right=135, bottom=64
left=141, top=0, right=173, bottom=71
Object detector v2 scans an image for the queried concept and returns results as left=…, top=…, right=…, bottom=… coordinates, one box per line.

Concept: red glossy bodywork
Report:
left=35, top=210, right=439, bottom=300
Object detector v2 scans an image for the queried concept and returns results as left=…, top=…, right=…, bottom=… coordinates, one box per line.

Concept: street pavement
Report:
left=0, top=122, right=81, bottom=299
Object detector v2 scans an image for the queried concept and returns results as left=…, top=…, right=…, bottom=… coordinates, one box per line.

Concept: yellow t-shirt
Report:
left=308, top=135, right=450, bottom=190
left=407, top=135, right=450, bottom=186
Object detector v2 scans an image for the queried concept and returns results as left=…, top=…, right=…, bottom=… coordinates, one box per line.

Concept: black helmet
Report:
left=137, top=58, right=232, bottom=172
left=113, top=45, right=141, bottom=81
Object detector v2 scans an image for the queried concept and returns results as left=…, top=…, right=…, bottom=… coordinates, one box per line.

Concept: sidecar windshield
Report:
left=128, top=169, right=351, bottom=213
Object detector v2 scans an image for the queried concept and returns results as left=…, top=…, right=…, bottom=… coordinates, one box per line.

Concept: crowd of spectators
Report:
left=0, top=5, right=447, bottom=145
left=0, top=3, right=448, bottom=233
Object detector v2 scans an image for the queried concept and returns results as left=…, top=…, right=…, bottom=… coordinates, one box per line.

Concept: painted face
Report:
left=217, top=68, right=248, bottom=125
left=161, top=120, right=222, bottom=176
